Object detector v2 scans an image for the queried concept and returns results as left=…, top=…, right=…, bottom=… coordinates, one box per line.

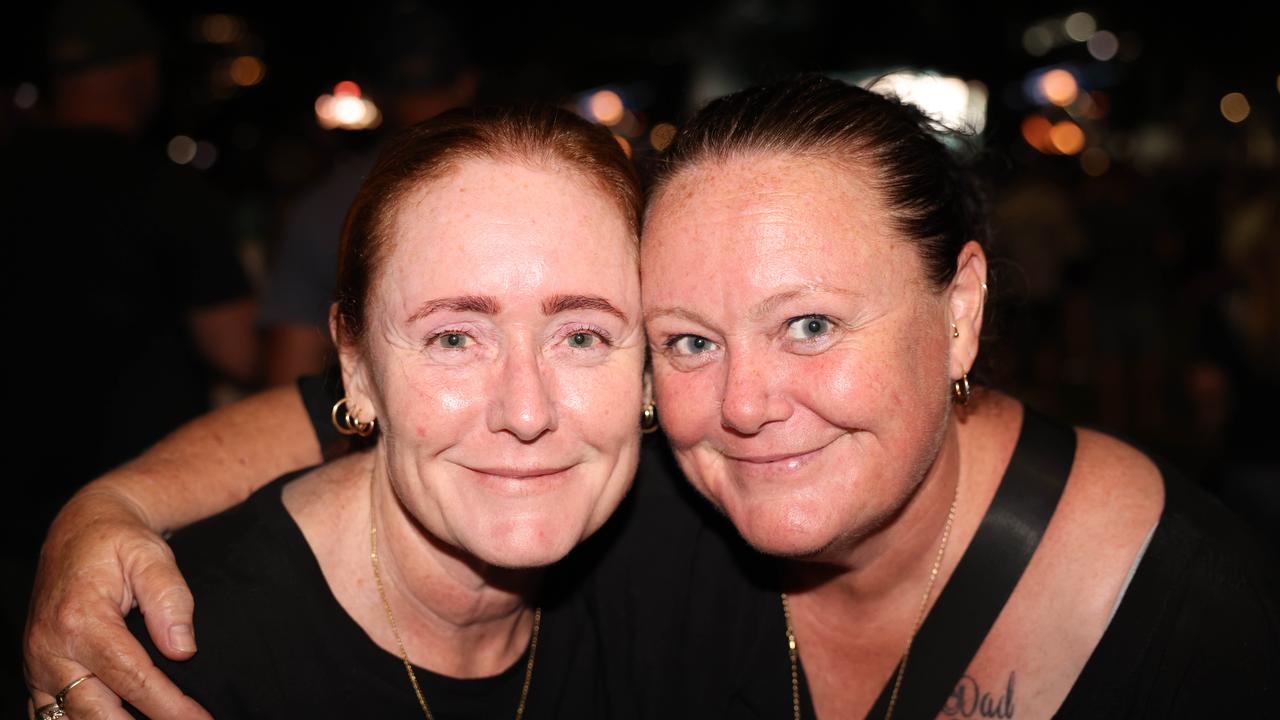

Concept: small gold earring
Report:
left=952, top=374, right=971, bottom=405
left=640, top=402, right=659, bottom=434
left=331, top=397, right=376, bottom=437
left=952, top=323, right=960, bottom=339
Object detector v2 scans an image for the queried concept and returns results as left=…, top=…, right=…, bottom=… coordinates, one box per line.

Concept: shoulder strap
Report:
left=864, top=407, right=1076, bottom=719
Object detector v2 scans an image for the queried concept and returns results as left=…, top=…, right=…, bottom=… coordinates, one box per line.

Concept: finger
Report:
left=34, top=674, right=129, bottom=720
left=129, top=549, right=197, bottom=660
left=59, top=619, right=211, bottom=720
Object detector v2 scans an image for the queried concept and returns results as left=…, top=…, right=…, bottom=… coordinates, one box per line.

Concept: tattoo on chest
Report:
left=941, top=672, right=1016, bottom=718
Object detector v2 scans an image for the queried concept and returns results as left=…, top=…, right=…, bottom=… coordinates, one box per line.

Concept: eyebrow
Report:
left=408, top=295, right=502, bottom=322
left=541, top=294, right=629, bottom=322
left=408, top=293, right=628, bottom=323
left=644, top=283, right=859, bottom=327
left=749, top=284, right=860, bottom=321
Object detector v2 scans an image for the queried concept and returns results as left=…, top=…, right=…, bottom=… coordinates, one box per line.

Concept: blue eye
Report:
left=433, top=333, right=472, bottom=349
left=669, top=335, right=717, bottom=356
left=786, top=315, right=832, bottom=340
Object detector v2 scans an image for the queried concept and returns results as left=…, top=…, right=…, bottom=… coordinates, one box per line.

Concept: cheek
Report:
left=381, top=363, right=488, bottom=442
left=652, top=364, right=720, bottom=449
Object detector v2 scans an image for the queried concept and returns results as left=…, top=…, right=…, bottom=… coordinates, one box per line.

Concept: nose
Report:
left=487, top=342, right=558, bottom=442
left=719, top=350, right=792, bottom=435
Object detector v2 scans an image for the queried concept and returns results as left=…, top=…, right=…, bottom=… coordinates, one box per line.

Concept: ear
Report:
left=642, top=363, right=655, bottom=407
left=946, top=241, right=988, bottom=380
left=329, top=303, right=379, bottom=425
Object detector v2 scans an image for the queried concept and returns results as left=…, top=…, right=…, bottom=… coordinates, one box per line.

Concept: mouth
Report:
left=463, top=465, right=575, bottom=480
left=722, top=437, right=840, bottom=478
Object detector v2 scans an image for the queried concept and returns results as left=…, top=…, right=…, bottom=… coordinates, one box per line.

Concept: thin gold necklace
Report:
left=369, top=477, right=540, bottom=720
left=781, top=477, right=960, bottom=720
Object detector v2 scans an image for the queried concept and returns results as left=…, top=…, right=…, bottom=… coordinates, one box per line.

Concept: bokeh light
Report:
left=614, top=135, right=632, bottom=158
left=1021, top=115, right=1054, bottom=153
left=167, top=136, right=197, bottom=165
left=199, top=14, right=243, bottom=44
left=315, top=89, right=381, bottom=131
left=1080, top=147, right=1110, bottom=176
left=1064, top=12, right=1097, bottom=42
left=192, top=141, right=218, bottom=170
left=1220, top=93, right=1250, bottom=123
left=230, top=56, right=265, bottom=87
left=589, top=90, right=625, bottom=126
left=866, top=72, right=987, bottom=133
left=1022, top=25, right=1054, bottom=56
left=1049, top=120, right=1086, bottom=155
left=1041, top=69, right=1079, bottom=107
left=13, top=82, right=37, bottom=110
left=1087, top=31, right=1119, bottom=61
left=650, top=123, right=677, bottom=151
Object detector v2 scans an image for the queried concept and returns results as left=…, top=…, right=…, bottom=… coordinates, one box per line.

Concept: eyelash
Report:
left=424, top=325, right=614, bottom=350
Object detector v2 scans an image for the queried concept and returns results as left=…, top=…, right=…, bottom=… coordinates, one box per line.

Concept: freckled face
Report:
left=352, top=159, right=644, bottom=568
left=641, top=153, right=953, bottom=557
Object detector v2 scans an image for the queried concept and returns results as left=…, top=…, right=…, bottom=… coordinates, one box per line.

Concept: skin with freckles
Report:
left=643, top=152, right=975, bottom=559
left=338, top=157, right=646, bottom=570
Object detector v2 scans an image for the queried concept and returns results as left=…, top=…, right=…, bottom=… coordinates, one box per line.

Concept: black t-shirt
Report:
left=587, top=426, right=1280, bottom=719
left=125, top=475, right=609, bottom=719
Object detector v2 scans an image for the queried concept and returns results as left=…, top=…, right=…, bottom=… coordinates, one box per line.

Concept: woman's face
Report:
left=343, top=158, right=645, bottom=568
left=642, top=152, right=980, bottom=558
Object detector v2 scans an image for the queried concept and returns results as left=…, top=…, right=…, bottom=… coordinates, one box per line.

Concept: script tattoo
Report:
left=942, top=672, right=1016, bottom=718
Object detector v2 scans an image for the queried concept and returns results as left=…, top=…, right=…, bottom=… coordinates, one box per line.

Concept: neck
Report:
left=369, top=451, right=542, bottom=678
left=785, top=415, right=965, bottom=615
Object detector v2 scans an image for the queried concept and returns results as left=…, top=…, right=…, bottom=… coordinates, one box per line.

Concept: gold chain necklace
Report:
left=369, top=478, right=540, bottom=720
left=781, top=477, right=960, bottom=720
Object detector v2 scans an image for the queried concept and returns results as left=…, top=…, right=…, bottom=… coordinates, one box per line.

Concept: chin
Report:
left=731, top=502, right=846, bottom=559
left=464, top=513, right=589, bottom=569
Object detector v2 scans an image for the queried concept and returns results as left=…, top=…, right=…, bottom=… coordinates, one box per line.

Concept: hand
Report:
left=23, top=487, right=212, bottom=720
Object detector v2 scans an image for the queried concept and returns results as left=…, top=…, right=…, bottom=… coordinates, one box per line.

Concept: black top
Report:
left=125, top=475, right=608, bottom=719
left=586, top=429, right=1280, bottom=719
left=164, top=379, right=1275, bottom=719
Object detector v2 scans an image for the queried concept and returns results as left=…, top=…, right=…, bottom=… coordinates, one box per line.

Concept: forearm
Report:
left=90, top=384, right=322, bottom=532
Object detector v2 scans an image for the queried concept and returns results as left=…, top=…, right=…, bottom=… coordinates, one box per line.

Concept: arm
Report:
left=24, top=384, right=324, bottom=719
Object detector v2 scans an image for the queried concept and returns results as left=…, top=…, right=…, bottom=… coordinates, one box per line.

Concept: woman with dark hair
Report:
left=26, top=77, right=1277, bottom=719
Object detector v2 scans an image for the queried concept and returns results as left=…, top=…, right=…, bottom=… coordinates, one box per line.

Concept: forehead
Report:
left=383, top=158, right=637, bottom=300
left=642, top=152, right=922, bottom=293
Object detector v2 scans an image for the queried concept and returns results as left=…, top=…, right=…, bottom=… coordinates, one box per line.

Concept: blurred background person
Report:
left=2, top=0, right=258, bottom=702
left=260, top=5, right=477, bottom=385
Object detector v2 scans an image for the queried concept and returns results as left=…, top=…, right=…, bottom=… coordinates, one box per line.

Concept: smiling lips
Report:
left=723, top=438, right=839, bottom=479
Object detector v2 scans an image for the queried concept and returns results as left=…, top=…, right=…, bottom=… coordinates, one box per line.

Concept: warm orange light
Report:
left=614, top=135, right=632, bottom=158
left=589, top=90, right=625, bottom=126
left=1041, top=69, right=1078, bottom=107
left=230, top=56, right=265, bottom=87
left=1049, top=121, right=1086, bottom=155
left=649, top=122, right=677, bottom=151
left=334, top=81, right=361, bottom=98
left=1020, top=115, right=1054, bottom=153
left=1220, top=93, right=1250, bottom=123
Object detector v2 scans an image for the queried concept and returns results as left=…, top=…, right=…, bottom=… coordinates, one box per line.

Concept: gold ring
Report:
left=34, top=703, right=65, bottom=720
left=55, top=673, right=95, bottom=707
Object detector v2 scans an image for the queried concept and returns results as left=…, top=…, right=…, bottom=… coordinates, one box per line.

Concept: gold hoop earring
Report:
left=952, top=374, right=971, bottom=406
left=640, top=402, right=659, bottom=434
left=331, top=397, right=376, bottom=437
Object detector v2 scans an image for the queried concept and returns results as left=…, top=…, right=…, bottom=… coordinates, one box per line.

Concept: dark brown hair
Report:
left=650, top=74, right=989, bottom=289
left=335, top=104, right=642, bottom=345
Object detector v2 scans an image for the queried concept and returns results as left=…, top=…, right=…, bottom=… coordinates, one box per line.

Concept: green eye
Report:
left=567, top=332, right=597, bottom=348
left=670, top=335, right=717, bottom=355
left=436, top=333, right=471, bottom=349
left=786, top=316, right=831, bottom=340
